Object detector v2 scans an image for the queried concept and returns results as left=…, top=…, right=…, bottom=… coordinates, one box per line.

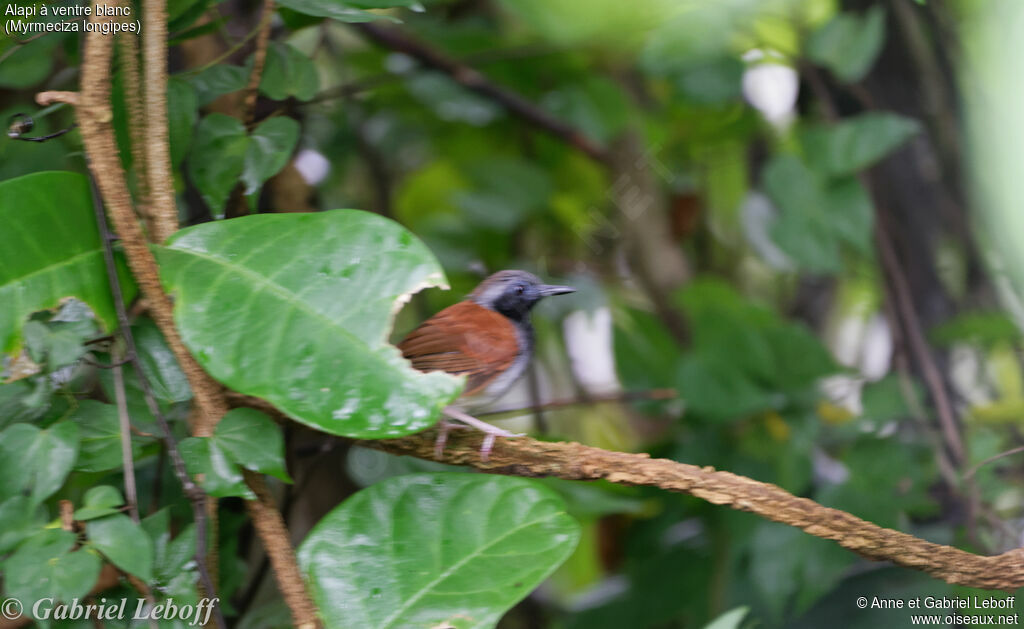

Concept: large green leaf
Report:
left=298, top=473, right=581, bottom=629
left=0, top=171, right=135, bottom=355
left=157, top=210, right=461, bottom=438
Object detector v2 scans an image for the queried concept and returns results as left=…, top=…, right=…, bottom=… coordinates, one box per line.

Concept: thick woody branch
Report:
left=142, top=0, right=179, bottom=243
left=352, top=22, right=608, bottom=163
left=368, top=431, right=1024, bottom=591
left=226, top=392, right=1024, bottom=591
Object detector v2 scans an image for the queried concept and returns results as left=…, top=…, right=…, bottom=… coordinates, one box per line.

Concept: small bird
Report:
left=399, top=270, right=575, bottom=458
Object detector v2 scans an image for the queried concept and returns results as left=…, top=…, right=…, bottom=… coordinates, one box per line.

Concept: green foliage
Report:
left=298, top=473, right=581, bottom=629
left=805, top=6, right=886, bottom=83
left=74, top=485, right=126, bottom=520
left=763, top=155, right=873, bottom=273
left=73, top=400, right=148, bottom=473
left=272, top=0, right=403, bottom=23
left=87, top=513, right=155, bottom=581
left=157, top=210, right=462, bottom=438
left=188, top=113, right=300, bottom=214
left=0, top=421, right=79, bottom=506
left=4, top=528, right=103, bottom=605
left=801, top=113, right=921, bottom=177
left=259, top=42, right=320, bottom=102
left=675, top=278, right=837, bottom=421
left=0, top=172, right=136, bottom=354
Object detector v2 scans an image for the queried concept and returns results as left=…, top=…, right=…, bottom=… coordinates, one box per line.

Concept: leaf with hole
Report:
left=157, top=210, right=462, bottom=438
left=0, top=171, right=136, bottom=357
left=298, top=473, right=580, bottom=629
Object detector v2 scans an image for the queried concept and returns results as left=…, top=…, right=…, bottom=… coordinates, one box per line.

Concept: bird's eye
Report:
left=514, top=284, right=525, bottom=295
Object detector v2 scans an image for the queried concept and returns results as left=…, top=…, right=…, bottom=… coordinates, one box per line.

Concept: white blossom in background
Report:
left=821, top=312, right=893, bottom=418
left=563, top=307, right=620, bottom=395
left=293, top=149, right=330, bottom=186
left=742, top=50, right=799, bottom=129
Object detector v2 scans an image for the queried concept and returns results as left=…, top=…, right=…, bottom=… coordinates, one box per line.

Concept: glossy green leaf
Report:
left=242, top=116, right=300, bottom=197
left=75, top=485, right=125, bottom=521
left=0, top=171, right=135, bottom=355
left=298, top=473, right=580, bottom=629
left=73, top=400, right=146, bottom=473
left=23, top=317, right=97, bottom=370
left=806, top=6, right=885, bottom=83
left=259, top=42, right=320, bottom=101
left=87, top=513, right=154, bottom=581
left=180, top=436, right=255, bottom=499
left=188, top=113, right=250, bottom=215
left=273, top=0, right=399, bottom=23
left=214, top=408, right=291, bottom=482
left=169, top=77, right=199, bottom=167
left=157, top=210, right=461, bottom=438
left=0, top=421, right=79, bottom=504
left=5, top=529, right=102, bottom=605
left=801, top=113, right=921, bottom=177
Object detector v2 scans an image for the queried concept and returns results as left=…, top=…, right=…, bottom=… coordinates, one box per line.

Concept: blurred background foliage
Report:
left=3, top=0, right=1024, bottom=626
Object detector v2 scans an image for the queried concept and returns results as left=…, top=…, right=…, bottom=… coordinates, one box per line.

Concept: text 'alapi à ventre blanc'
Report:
left=5, top=3, right=128, bottom=16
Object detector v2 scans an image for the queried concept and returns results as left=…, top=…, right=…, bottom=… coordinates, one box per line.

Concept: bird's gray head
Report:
left=469, top=270, right=574, bottom=321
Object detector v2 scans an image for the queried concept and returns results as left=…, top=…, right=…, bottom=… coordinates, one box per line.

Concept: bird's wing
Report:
left=398, top=301, right=520, bottom=395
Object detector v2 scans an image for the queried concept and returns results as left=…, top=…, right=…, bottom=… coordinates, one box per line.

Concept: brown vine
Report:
left=71, top=6, right=321, bottom=627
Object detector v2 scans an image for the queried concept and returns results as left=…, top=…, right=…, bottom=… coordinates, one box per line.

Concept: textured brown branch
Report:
left=225, top=392, right=1024, bottom=591
left=76, top=9, right=320, bottom=627
left=114, top=11, right=153, bottom=239
left=142, top=0, right=179, bottom=243
left=369, top=430, right=1024, bottom=591
left=242, top=0, right=275, bottom=126
left=352, top=22, right=608, bottom=163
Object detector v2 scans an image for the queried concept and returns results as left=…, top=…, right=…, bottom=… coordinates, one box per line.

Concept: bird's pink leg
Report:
left=441, top=406, right=524, bottom=461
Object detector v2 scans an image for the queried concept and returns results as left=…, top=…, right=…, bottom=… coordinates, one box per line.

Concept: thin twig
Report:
left=111, top=344, right=141, bottom=523
left=800, top=64, right=965, bottom=466
left=476, top=388, right=677, bottom=419
left=352, top=22, right=608, bottom=163
left=964, top=444, right=1024, bottom=480
left=242, top=0, right=275, bottom=126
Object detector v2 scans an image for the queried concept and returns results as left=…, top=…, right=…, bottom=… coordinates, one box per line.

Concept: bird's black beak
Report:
left=539, top=284, right=575, bottom=297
